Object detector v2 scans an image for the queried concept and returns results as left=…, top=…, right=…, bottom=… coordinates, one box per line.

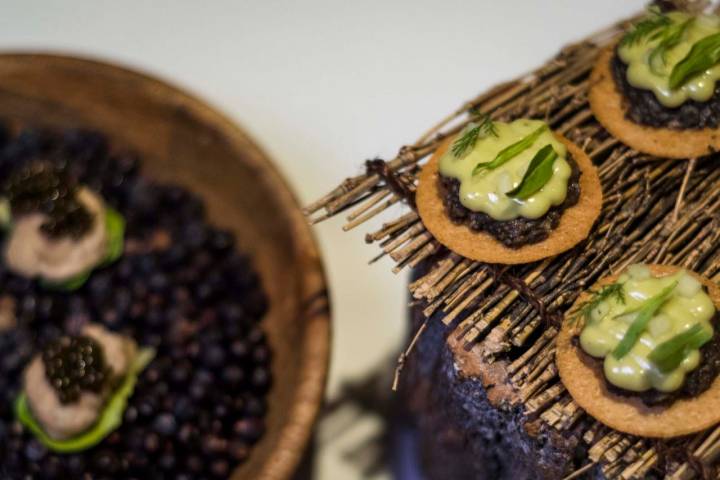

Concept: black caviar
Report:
left=42, top=335, right=108, bottom=404
left=611, top=50, right=720, bottom=130
left=4, top=162, right=94, bottom=239
left=0, top=125, right=272, bottom=479
left=438, top=154, right=581, bottom=248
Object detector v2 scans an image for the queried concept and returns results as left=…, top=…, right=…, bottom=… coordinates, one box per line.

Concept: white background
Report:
left=0, top=1, right=644, bottom=478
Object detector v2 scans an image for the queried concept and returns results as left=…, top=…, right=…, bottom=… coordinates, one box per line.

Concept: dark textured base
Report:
left=611, top=51, right=720, bottom=130
left=399, top=303, right=604, bottom=480
left=438, top=153, right=581, bottom=249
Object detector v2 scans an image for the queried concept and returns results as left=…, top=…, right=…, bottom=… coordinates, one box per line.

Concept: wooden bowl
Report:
left=0, top=53, right=331, bottom=479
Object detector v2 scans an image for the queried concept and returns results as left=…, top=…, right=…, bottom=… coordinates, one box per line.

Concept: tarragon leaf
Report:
left=648, top=324, right=713, bottom=373
left=669, top=31, right=720, bottom=89
left=612, top=281, right=677, bottom=359
left=505, top=144, right=558, bottom=199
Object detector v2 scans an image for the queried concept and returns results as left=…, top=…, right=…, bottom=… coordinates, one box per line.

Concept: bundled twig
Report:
left=305, top=12, right=720, bottom=479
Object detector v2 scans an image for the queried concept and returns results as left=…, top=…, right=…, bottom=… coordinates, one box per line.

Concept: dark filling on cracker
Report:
left=611, top=50, right=720, bottom=130
left=572, top=312, right=720, bottom=407
left=438, top=153, right=581, bottom=249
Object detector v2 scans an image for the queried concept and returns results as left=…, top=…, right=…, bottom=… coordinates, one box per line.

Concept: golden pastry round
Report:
left=416, top=134, right=602, bottom=264
left=590, top=44, right=720, bottom=159
left=556, top=264, right=720, bottom=438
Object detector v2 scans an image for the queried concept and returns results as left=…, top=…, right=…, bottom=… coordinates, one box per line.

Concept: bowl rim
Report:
left=0, top=50, right=331, bottom=480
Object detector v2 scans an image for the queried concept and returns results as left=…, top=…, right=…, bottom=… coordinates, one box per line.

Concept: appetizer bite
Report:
left=16, top=324, right=154, bottom=451
left=590, top=8, right=720, bottom=158
left=416, top=117, right=602, bottom=264
left=557, top=263, right=720, bottom=438
left=1, top=162, right=124, bottom=289
left=0, top=127, right=272, bottom=478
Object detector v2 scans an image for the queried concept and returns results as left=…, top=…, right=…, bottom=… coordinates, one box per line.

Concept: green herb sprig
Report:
left=612, top=281, right=677, bottom=359
left=451, top=114, right=497, bottom=158
left=571, top=282, right=626, bottom=325
left=505, top=144, right=558, bottom=199
left=669, top=31, right=720, bottom=89
left=649, top=18, right=694, bottom=74
left=648, top=324, right=713, bottom=373
left=620, top=7, right=672, bottom=48
left=472, top=124, right=548, bottom=176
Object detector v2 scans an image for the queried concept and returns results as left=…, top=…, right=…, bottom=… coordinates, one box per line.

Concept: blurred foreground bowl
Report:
left=0, top=52, right=331, bottom=480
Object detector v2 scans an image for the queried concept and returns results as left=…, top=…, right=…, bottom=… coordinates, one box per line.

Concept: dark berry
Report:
left=153, top=413, right=177, bottom=436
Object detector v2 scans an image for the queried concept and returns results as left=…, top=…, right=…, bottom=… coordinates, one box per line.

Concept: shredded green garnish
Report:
left=15, top=347, right=155, bottom=453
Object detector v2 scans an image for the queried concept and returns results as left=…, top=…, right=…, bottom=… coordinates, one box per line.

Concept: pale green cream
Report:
left=438, top=119, right=570, bottom=221
left=579, top=264, right=716, bottom=392
left=618, top=12, right=720, bottom=107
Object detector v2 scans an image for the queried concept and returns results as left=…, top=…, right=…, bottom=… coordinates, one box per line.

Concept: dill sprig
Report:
left=451, top=113, right=497, bottom=158
left=570, top=282, right=626, bottom=325
left=620, top=7, right=672, bottom=48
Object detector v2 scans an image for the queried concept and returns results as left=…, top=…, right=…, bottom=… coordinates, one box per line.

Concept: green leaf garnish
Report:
left=649, top=18, right=694, bottom=75
left=620, top=7, right=672, bottom=48
left=15, top=347, right=155, bottom=453
left=101, top=207, right=126, bottom=267
left=669, top=31, right=720, bottom=89
left=571, top=282, right=626, bottom=325
left=612, top=281, right=677, bottom=359
left=648, top=324, right=713, bottom=373
left=451, top=114, right=497, bottom=158
left=41, top=207, right=125, bottom=291
left=41, top=271, right=92, bottom=292
left=505, top=144, right=558, bottom=200
left=472, top=124, right=548, bottom=176
left=0, top=198, right=11, bottom=230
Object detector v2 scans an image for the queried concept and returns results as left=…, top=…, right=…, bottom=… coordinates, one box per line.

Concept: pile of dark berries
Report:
left=4, top=161, right=94, bottom=239
left=42, top=335, right=109, bottom=404
left=0, top=124, right=272, bottom=479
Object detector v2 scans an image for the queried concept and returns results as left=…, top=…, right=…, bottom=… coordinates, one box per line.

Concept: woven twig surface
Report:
left=305, top=14, right=720, bottom=479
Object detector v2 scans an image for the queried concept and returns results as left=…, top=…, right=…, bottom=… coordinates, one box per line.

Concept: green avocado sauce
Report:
left=438, top=119, right=571, bottom=221
left=619, top=12, right=720, bottom=107
left=579, top=264, right=716, bottom=393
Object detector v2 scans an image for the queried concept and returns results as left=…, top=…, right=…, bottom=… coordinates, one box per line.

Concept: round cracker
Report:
left=556, top=264, right=720, bottom=438
left=589, top=44, right=720, bottom=159
left=416, top=134, right=602, bottom=264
